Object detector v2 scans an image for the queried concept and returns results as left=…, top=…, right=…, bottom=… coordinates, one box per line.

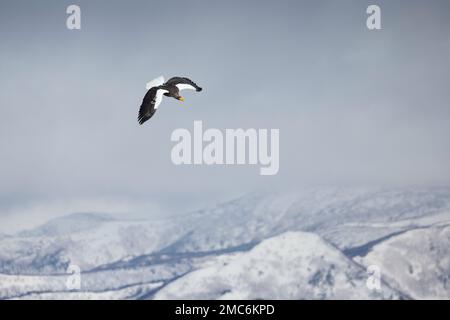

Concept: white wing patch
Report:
left=154, top=89, right=169, bottom=109
left=146, top=75, right=165, bottom=90
left=176, top=83, right=196, bottom=91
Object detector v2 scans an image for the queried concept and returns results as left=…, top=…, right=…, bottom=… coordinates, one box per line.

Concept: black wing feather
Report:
left=165, top=77, right=202, bottom=92
left=138, top=87, right=158, bottom=125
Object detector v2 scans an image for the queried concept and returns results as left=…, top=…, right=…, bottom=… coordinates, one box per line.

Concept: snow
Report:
left=1, top=187, right=450, bottom=299
left=154, top=232, right=397, bottom=300
left=360, top=224, right=450, bottom=299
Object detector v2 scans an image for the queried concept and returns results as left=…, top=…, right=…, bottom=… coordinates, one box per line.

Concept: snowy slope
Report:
left=1, top=187, right=450, bottom=299
left=0, top=213, right=193, bottom=274
left=360, top=224, right=450, bottom=299
left=154, top=232, right=398, bottom=300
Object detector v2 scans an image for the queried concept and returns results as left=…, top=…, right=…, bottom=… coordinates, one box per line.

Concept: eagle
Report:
left=138, top=76, right=202, bottom=125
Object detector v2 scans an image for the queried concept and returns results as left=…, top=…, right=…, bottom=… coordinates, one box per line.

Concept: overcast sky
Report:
left=1, top=0, right=450, bottom=232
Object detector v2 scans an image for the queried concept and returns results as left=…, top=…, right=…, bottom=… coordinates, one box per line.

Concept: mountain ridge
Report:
left=1, top=187, right=450, bottom=299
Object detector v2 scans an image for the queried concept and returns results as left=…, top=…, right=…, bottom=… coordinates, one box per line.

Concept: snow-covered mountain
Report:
left=154, top=232, right=398, bottom=300
left=1, top=187, right=450, bottom=299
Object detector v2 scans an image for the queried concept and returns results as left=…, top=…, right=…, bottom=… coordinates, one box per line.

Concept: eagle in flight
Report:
left=138, top=76, right=202, bottom=125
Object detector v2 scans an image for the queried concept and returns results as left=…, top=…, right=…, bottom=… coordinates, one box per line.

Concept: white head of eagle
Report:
left=138, top=76, right=202, bottom=125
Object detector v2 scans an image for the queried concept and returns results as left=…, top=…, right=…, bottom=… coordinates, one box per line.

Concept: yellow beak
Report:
left=179, top=96, right=185, bottom=102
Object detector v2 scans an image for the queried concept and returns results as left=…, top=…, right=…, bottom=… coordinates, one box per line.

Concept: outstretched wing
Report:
left=165, top=77, right=203, bottom=92
left=146, top=75, right=165, bottom=90
left=138, top=87, right=168, bottom=125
